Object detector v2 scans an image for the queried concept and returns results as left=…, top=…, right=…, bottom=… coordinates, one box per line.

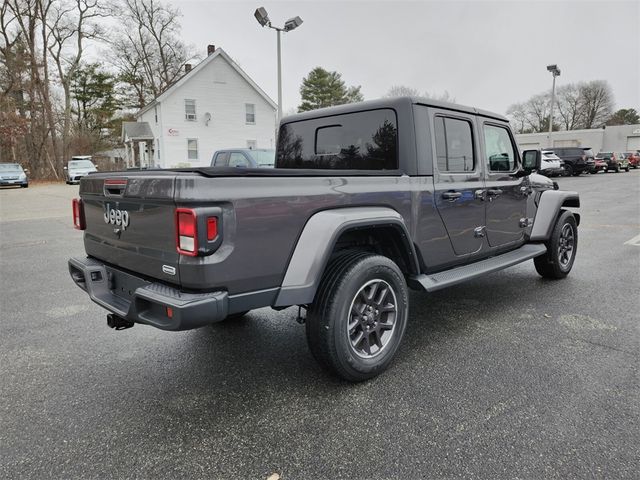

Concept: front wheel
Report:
left=534, top=210, right=578, bottom=279
left=306, top=252, right=409, bottom=382
left=625, top=166, right=630, bottom=172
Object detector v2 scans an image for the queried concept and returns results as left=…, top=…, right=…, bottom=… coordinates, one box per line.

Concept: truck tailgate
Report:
left=80, top=174, right=180, bottom=285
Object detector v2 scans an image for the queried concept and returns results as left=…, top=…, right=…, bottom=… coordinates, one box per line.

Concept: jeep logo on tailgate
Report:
left=104, top=204, right=130, bottom=231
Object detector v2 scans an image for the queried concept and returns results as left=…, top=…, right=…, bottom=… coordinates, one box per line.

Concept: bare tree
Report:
left=46, top=0, right=108, bottom=164
left=506, top=102, right=529, bottom=133
left=555, top=83, right=582, bottom=131
left=109, top=0, right=196, bottom=109
left=525, top=93, right=550, bottom=133
left=384, top=85, right=420, bottom=98
left=579, top=80, right=614, bottom=129
left=424, top=90, right=455, bottom=103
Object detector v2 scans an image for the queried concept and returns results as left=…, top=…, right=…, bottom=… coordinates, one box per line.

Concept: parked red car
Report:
left=590, top=158, right=608, bottom=173
left=624, top=152, right=640, bottom=169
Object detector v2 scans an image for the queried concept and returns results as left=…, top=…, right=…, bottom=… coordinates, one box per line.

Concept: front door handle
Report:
left=487, top=189, right=503, bottom=196
left=442, top=191, right=462, bottom=201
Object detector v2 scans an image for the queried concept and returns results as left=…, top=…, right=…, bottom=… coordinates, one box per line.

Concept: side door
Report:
left=431, top=110, right=487, bottom=257
left=479, top=120, right=528, bottom=249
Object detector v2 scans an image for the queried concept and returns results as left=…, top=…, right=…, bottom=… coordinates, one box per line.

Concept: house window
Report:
left=156, top=139, right=160, bottom=160
left=187, top=139, right=198, bottom=160
left=185, top=99, right=196, bottom=121
left=245, top=103, right=255, bottom=124
left=154, top=105, right=158, bottom=123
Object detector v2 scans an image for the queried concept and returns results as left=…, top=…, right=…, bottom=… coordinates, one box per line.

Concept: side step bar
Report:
left=409, top=243, right=547, bottom=292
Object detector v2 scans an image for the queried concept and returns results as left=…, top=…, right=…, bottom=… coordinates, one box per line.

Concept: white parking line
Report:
left=624, top=234, right=640, bottom=246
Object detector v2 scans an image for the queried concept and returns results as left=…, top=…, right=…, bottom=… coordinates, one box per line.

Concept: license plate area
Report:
left=106, top=266, right=150, bottom=301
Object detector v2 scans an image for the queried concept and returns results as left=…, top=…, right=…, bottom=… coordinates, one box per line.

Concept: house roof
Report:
left=135, top=48, right=277, bottom=118
left=122, top=122, right=154, bottom=140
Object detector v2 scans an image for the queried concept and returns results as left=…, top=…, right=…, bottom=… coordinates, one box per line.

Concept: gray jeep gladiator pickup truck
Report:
left=69, top=97, right=580, bottom=381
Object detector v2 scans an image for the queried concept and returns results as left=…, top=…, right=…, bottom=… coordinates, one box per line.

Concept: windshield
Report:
left=68, top=160, right=95, bottom=169
left=0, top=164, right=23, bottom=172
left=248, top=149, right=275, bottom=167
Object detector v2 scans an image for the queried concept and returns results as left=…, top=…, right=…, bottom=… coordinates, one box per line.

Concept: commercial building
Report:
left=516, top=124, right=640, bottom=153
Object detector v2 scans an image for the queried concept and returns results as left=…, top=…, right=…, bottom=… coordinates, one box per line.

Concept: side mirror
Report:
left=522, top=150, right=541, bottom=173
left=63, top=166, right=68, bottom=170
left=94, top=166, right=99, bottom=170
left=24, top=169, right=30, bottom=175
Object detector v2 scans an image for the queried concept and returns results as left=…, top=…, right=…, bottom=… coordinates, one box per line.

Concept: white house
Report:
left=130, top=45, right=277, bottom=168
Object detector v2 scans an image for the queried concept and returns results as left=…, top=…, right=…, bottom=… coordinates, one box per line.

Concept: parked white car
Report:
left=64, top=156, right=97, bottom=184
left=539, top=150, right=565, bottom=177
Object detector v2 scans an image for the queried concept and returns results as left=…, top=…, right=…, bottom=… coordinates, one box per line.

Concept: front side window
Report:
left=245, top=104, right=255, bottom=124
left=185, top=99, right=196, bottom=121
left=484, top=124, right=516, bottom=171
left=187, top=139, right=198, bottom=160
left=434, top=117, right=475, bottom=172
left=276, top=109, right=398, bottom=170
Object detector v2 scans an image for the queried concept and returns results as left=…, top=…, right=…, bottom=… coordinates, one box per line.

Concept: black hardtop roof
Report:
left=280, top=96, right=508, bottom=124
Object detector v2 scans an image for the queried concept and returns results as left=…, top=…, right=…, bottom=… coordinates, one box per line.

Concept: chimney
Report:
left=207, top=44, right=215, bottom=56
left=185, top=63, right=192, bottom=73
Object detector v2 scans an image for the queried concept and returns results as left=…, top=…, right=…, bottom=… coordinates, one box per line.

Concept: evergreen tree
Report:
left=606, top=108, right=640, bottom=126
left=298, top=67, right=363, bottom=112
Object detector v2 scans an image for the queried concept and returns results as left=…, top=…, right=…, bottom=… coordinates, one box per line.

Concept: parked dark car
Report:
left=211, top=148, right=275, bottom=168
left=552, top=147, right=595, bottom=176
left=0, top=163, right=29, bottom=188
left=623, top=152, right=640, bottom=169
left=597, top=152, right=629, bottom=173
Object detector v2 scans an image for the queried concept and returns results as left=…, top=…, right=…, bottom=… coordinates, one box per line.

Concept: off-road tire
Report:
left=306, top=251, right=409, bottom=382
left=534, top=210, right=578, bottom=279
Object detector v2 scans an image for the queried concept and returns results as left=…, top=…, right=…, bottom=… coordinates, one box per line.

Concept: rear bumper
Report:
left=68, top=257, right=228, bottom=330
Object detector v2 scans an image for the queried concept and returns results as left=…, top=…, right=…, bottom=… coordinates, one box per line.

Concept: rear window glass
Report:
left=276, top=109, right=398, bottom=170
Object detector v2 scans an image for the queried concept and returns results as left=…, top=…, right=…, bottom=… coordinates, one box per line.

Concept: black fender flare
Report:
left=530, top=190, right=580, bottom=242
left=274, top=207, right=418, bottom=307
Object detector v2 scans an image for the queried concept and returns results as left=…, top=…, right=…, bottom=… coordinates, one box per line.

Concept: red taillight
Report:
left=72, top=198, right=85, bottom=230
left=176, top=208, right=198, bottom=256
left=207, top=217, right=218, bottom=241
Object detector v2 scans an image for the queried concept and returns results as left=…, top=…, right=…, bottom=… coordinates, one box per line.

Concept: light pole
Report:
left=254, top=7, right=303, bottom=123
left=546, top=64, right=561, bottom=147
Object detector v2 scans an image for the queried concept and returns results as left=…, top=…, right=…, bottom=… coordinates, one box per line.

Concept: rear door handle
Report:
left=442, top=191, right=462, bottom=201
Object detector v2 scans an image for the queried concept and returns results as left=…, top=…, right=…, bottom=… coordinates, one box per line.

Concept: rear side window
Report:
left=484, top=124, right=516, bottom=171
left=229, top=152, right=250, bottom=167
left=276, top=109, right=398, bottom=170
left=434, top=117, right=475, bottom=172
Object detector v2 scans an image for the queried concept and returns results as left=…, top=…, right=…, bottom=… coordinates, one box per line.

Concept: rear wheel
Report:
left=614, top=164, right=620, bottom=173
left=625, top=166, right=630, bottom=172
left=306, top=251, right=409, bottom=382
left=563, top=164, right=574, bottom=177
left=534, top=210, right=578, bottom=279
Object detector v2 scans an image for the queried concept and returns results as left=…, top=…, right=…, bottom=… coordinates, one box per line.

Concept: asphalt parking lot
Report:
left=1, top=172, right=639, bottom=479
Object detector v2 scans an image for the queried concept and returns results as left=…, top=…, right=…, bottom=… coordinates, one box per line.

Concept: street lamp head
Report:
left=284, top=16, right=303, bottom=32
left=546, top=64, right=560, bottom=76
left=254, top=7, right=270, bottom=27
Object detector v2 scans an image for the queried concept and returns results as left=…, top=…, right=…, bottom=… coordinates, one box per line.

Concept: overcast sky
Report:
left=172, top=0, right=639, bottom=116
